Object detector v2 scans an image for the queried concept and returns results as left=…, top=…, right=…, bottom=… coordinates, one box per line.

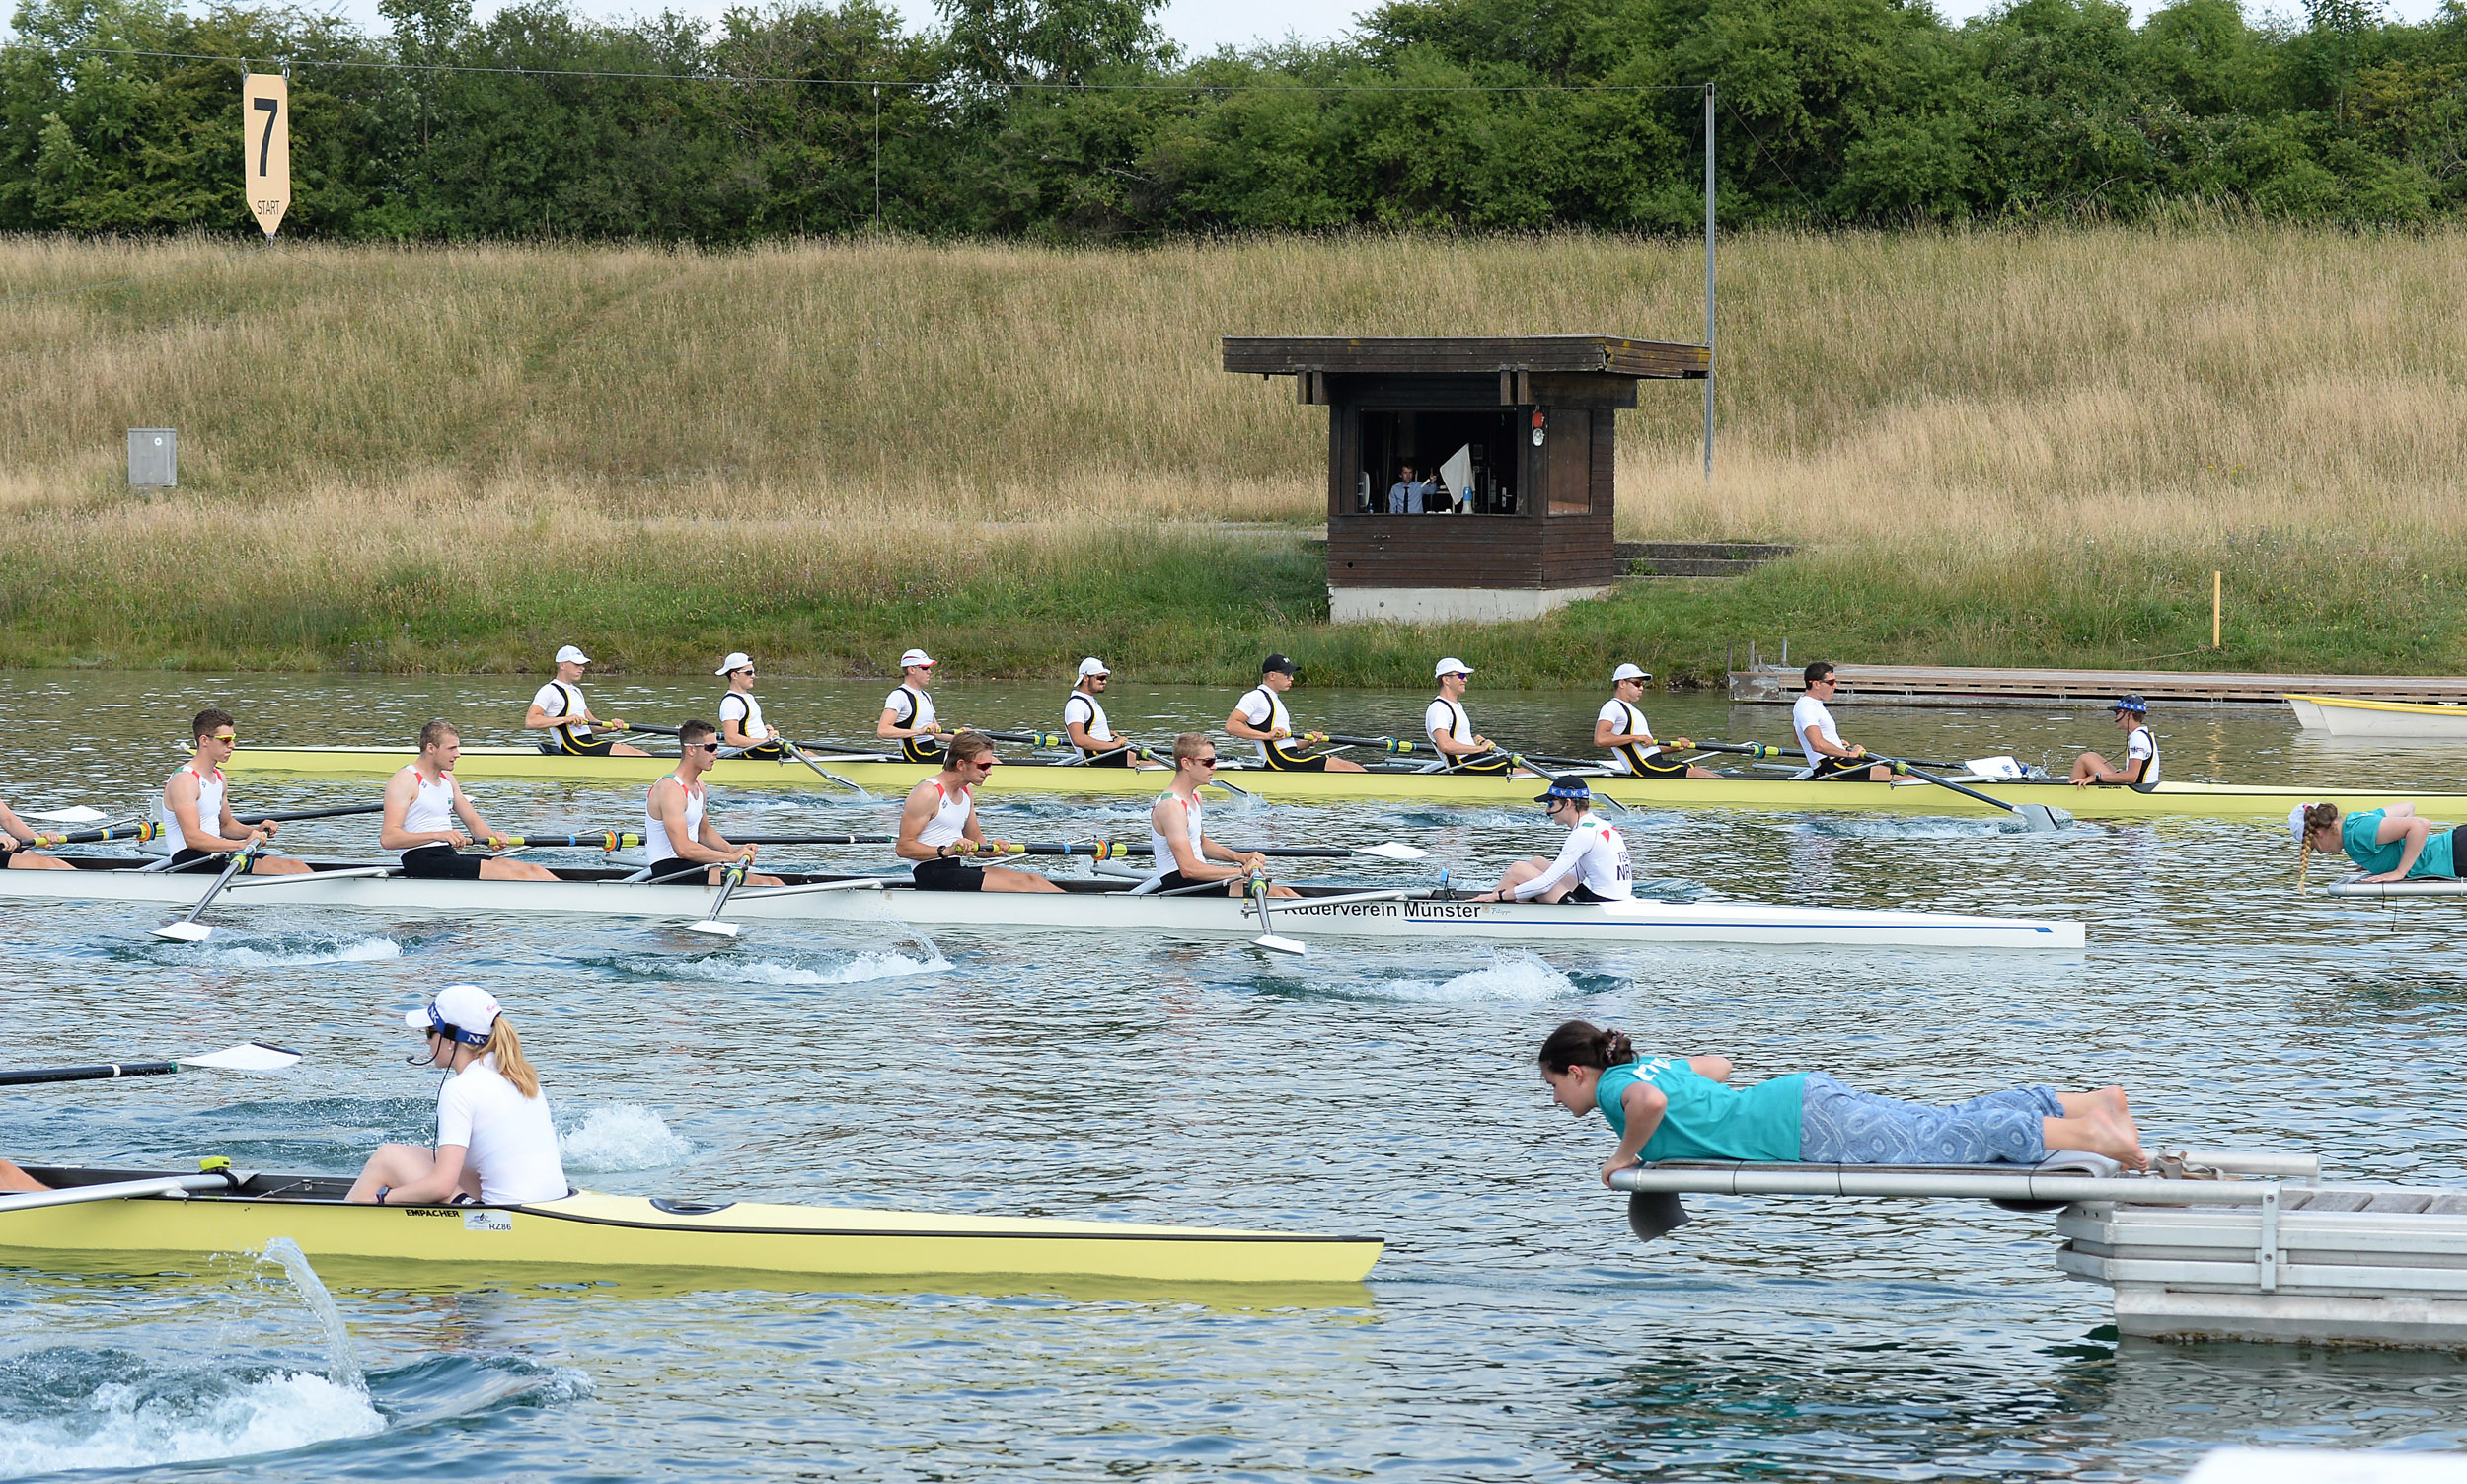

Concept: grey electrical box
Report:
left=128, top=428, right=177, bottom=487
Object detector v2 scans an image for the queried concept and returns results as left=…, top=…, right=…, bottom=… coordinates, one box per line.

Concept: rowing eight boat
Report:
left=2288, top=693, right=2467, bottom=741
left=3, top=1166, right=1380, bottom=1286
left=225, top=745, right=2467, bottom=820
left=12, top=857, right=2085, bottom=949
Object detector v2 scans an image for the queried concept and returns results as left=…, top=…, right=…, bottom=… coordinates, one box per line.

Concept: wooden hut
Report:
left=1223, top=335, right=1707, bottom=623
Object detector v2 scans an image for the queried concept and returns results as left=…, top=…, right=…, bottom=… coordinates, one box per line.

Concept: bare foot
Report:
left=2091, top=1109, right=2147, bottom=1171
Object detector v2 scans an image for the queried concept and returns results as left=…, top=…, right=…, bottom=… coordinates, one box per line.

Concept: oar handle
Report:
left=1323, top=734, right=1420, bottom=755
left=498, top=833, right=642, bottom=851
left=976, top=730, right=1066, bottom=748
left=1880, top=757, right=2015, bottom=814
left=0, top=1060, right=180, bottom=1088
left=33, top=820, right=161, bottom=848
left=730, top=833, right=897, bottom=846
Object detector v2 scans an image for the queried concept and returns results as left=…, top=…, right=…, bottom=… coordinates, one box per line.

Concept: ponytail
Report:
left=486, top=1014, right=542, bottom=1098
left=1538, top=1019, right=1637, bottom=1075
left=2297, top=801, right=2340, bottom=893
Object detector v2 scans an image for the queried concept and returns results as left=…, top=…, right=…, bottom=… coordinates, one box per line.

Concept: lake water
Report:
left=2, top=671, right=2464, bottom=1481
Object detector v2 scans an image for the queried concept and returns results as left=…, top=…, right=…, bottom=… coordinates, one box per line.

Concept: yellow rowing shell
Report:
left=6, top=1173, right=1381, bottom=1289
left=226, top=745, right=2467, bottom=820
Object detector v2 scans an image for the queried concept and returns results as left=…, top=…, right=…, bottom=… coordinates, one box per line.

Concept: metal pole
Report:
left=1702, top=81, right=1716, bottom=484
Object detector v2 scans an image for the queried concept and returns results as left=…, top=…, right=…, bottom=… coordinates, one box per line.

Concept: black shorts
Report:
left=1262, top=742, right=1327, bottom=772
left=1154, top=869, right=1235, bottom=894
left=1078, top=747, right=1137, bottom=768
left=400, top=845, right=484, bottom=880
left=169, top=847, right=260, bottom=873
left=727, top=741, right=785, bottom=762
left=911, top=855, right=985, bottom=891
left=547, top=733, right=617, bottom=758
left=1809, top=755, right=1880, bottom=780
left=1566, top=883, right=1617, bottom=904
left=1448, top=754, right=1513, bottom=778
left=1619, top=750, right=1692, bottom=779
left=901, top=737, right=947, bottom=765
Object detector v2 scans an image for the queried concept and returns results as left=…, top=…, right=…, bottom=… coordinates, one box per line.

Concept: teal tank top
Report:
left=1596, top=1058, right=1807, bottom=1162
left=2342, top=808, right=2458, bottom=879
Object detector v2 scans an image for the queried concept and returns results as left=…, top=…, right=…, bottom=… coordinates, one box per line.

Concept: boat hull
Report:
left=9, top=860, right=2085, bottom=949
left=227, top=745, right=2467, bottom=820
left=2287, top=694, right=2467, bottom=740
left=5, top=1171, right=1380, bottom=1287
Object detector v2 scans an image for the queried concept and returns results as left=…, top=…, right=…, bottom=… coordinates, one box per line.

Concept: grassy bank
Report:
left=3, top=227, right=2462, bottom=682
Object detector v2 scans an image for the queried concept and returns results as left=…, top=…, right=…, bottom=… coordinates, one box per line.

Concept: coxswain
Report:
left=1225, top=655, right=1365, bottom=772
left=0, top=793, right=71, bottom=870
left=877, top=648, right=946, bottom=764
left=1147, top=734, right=1296, bottom=896
left=1596, top=664, right=1714, bottom=779
left=380, top=720, right=556, bottom=881
left=1473, top=776, right=1632, bottom=903
left=2070, top=694, right=2161, bottom=790
left=714, top=651, right=784, bottom=760
left=348, top=984, right=569, bottom=1207
left=524, top=646, right=648, bottom=758
left=159, top=710, right=310, bottom=876
left=895, top=731, right=1062, bottom=893
left=1793, top=662, right=1893, bottom=781
left=2293, top=800, right=2465, bottom=887
left=1063, top=658, right=1160, bottom=768
left=1425, top=659, right=1524, bottom=777
left=645, top=720, right=781, bottom=886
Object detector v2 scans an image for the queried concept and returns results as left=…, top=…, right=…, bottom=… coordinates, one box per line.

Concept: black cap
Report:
left=1262, top=654, right=1300, bottom=676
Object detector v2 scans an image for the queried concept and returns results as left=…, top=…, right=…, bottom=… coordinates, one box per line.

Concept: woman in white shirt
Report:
left=348, top=984, right=568, bottom=1207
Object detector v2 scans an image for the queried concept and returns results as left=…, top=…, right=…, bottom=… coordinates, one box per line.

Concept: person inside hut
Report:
left=1386, top=462, right=1434, bottom=515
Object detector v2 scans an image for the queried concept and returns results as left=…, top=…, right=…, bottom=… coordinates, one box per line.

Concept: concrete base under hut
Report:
left=1328, top=584, right=1616, bottom=625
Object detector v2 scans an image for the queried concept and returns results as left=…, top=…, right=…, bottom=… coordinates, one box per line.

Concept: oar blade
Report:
left=684, top=919, right=741, bottom=938
left=177, top=1041, right=301, bottom=1073
left=149, top=920, right=216, bottom=943
left=1628, top=1190, right=1691, bottom=1242
left=28, top=806, right=109, bottom=824
left=1251, top=933, right=1309, bottom=956
left=1350, top=842, right=1429, bottom=861
left=2015, top=804, right=2073, bottom=833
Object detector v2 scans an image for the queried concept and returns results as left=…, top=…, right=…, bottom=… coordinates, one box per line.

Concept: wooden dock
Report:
left=1728, top=663, right=2467, bottom=708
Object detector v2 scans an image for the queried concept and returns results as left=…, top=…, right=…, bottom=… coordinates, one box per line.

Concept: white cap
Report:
left=1435, top=658, right=1472, bottom=678
left=405, top=983, right=501, bottom=1044
left=714, top=651, right=754, bottom=676
left=1612, top=663, right=1649, bottom=683
left=554, top=644, right=591, bottom=665
left=2289, top=803, right=2316, bottom=848
left=1077, top=657, right=1110, bottom=678
left=899, top=648, right=935, bottom=670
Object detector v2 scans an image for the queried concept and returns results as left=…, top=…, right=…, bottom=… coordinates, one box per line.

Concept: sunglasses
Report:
left=1192, top=756, right=1219, bottom=768
left=965, top=757, right=998, bottom=769
left=208, top=732, right=237, bottom=743
left=685, top=741, right=720, bottom=752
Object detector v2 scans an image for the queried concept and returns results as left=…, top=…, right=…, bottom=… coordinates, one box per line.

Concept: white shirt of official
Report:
left=1597, top=699, right=1661, bottom=772
left=1791, top=694, right=1844, bottom=764
left=1511, top=810, right=1633, bottom=901
left=434, top=1058, right=566, bottom=1205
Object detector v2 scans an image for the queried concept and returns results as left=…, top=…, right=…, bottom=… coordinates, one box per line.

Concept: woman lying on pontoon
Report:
left=1537, top=1020, right=2146, bottom=1184
left=2292, top=800, right=2464, bottom=886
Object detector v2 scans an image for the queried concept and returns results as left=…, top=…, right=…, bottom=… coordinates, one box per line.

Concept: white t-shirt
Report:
left=884, top=686, right=935, bottom=732
left=1063, top=691, right=1114, bottom=742
left=1792, top=694, right=1843, bottom=762
left=1511, top=811, right=1633, bottom=900
left=718, top=690, right=767, bottom=744
left=1235, top=685, right=1290, bottom=762
left=1597, top=699, right=1660, bottom=772
left=532, top=681, right=592, bottom=740
left=2127, top=725, right=2159, bottom=784
left=434, top=1059, right=566, bottom=1205
left=1425, top=698, right=1474, bottom=748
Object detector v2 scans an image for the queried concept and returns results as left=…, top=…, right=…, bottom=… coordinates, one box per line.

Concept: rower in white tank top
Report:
left=395, top=765, right=457, bottom=856
left=917, top=779, right=973, bottom=850
left=1149, top=790, right=1203, bottom=870
left=644, top=774, right=706, bottom=866
left=157, top=763, right=224, bottom=855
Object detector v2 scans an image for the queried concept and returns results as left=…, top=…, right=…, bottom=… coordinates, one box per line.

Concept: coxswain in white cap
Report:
left=878, top=648, right=946, bottom=764
left=1596, top=664, right=1714, bottom=779
left=525, top=645, right=648, bottom=758
left=347, top=984, right=568, bottom=1207
left=714, top=652, right=784, bottom=760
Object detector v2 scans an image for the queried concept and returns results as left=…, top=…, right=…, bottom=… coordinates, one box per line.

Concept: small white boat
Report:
left=2287, top=693, right=2467, bottom=740
left=2323, top=877, right=2467, bottom=898
left=9, top=857, right=2086, bottom=951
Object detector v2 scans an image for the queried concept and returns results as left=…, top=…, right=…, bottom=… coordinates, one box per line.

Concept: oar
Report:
left=31, top=820, right=160, bottom=848
left=720, top=836, right=1429, bottom=860
left=1877, top=757, right=2072, bottom=833
left=150, top=842, right=262, bottom=941
left=972, top=730, right=1066, bottom=749
left=686, top=860, right=751, bottom=938
left=0, top=1169, right=256, bottom=1216
left=24, top=806, right=110, bottom=825
left=0, top=1041, right=300, bottom=1087
left=783, top=739, right=873, bottom=799
left=1247, top=877, right=1307, bottom=956
left=246, top=804, right=385, bottom=825
left=491, top=833, right=643, bottom=851
left=1321, top=732, right=1427, bottom=757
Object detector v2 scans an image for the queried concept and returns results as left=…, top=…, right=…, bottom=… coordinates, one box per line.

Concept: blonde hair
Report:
left=486, top=1013, right=542, bottom=1098
left=2297, top=801, right=2341, bottom=893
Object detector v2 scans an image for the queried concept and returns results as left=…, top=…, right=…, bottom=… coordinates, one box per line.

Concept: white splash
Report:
left=661, top=951, right=951, bottom=986
left=0, top=1372, right=384, bottom=1475
left=1358, top=950, right=1581, bottom=1002
left=560, top=1104, right=694, bottom=1171
left=258, top=1238, right=365, bottom=1392
left=189, top=937, right=404, bottom=968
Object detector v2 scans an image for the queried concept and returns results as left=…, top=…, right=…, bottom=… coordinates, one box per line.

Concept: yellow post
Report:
left=2212, top=570, right=2222, bottom=649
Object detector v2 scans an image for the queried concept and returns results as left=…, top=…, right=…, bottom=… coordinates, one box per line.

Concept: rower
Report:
left=896, top=731, right=1063, bottom=892
left=877, top=648, right=946, bottom=764
left=1596, top=664, right=1713, bottom=779
left=1148, top=733, right=1296, bottom=897
left=1063, top=658, right=1159, bottom=768
left=1473, top=776, right=1632, bottom=904
left=1793, top=662, right=1893, bottom=781
left=715, top=651, right=784, bottom=760
left=2070, top=695, right=2160, bottom=790
left=2293, top=800, right=2465, bottom=886
left=0, top=794, right=71, bottom=870
left=380, top=720, right=557, bottom=881
left=1425, top=659, right=1522, bottom=777
left=1226, top=655, right=1365, bottom=773
left=348, top=984, right=569, bottom=1207
left=644, top=720, right=780, bottom=886
left=524, top=646, right=648, bottom=758
left=159, top=710, right=311, bottom=876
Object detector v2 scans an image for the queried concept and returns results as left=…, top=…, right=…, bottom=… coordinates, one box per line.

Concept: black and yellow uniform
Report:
left=1602, top=699, right=1690, bottom=778
left=535, top=680, right=616, bottom=757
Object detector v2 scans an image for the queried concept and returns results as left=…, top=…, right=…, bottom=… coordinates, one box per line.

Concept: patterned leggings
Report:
left=1797, top=1074, right=2062, bottom=1164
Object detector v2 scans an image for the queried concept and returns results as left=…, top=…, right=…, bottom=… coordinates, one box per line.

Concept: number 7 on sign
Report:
left=241, top=73, right=289, bottom=238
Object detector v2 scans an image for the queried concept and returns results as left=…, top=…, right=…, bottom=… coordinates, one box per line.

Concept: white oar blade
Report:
left=2016, top=804, right=2073, bottom=833
left=1252, top=933, right=1309, bottom=956
left=28, top=806, right=109, bottom=824
left=177, top=1041, right=301, bottom=1073
left=149, top=921, right=215, bottom=943
left=685, top=919, right=740, bottom=938
left=1350, top=842, right=1428, bottom=861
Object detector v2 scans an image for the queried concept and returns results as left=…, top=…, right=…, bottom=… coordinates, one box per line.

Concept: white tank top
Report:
left=719, top=689, right=766, bottom=743
left=1237, top=685, right=1291, bottom=763
left=1149, top=791, right=1204, bottom=872
left=644, top=775, right=706, bottom=865
left=398, top=765, right=456, bottom=852
left=159, top=763, right=224, bottom=854
left=917, top=779, right=973, bottom=849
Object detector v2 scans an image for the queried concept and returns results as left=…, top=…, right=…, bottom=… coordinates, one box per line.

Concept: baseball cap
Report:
left=1611, top=663, right=1649, bottom=683
left=554, top=644, right=591, bottom=665
left=899, top=648, right=935, bottom=670
left=1435, top=658, right=1472, bottom=678
left=1535, top=775, right=1594, bottom=804
left=714, top=651, right=754, bottom=676
left=2110, top=693, right=2149, bottom=714
left=405, top=983, right=501, bottom=1045
left=1262, top=654, right=1300, bottom=676
left=1077, top=657, right=1110, bottom=678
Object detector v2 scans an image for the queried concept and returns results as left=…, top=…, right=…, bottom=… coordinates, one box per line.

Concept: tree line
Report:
left=2, top=0, right=2461, bottom=240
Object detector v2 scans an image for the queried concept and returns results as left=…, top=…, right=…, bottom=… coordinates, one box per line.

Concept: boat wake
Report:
left=614, top=948, right=952, bottom=987
left=560, top=1103, right=695, bottom=1171
left=0, top=1351, right=384, bottom=1475
left=1789, top=816, right=2012, bottom=842
left=129, top=932, right=406, bottom=968
left=1337, top=950, right=1582, bottom=1003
